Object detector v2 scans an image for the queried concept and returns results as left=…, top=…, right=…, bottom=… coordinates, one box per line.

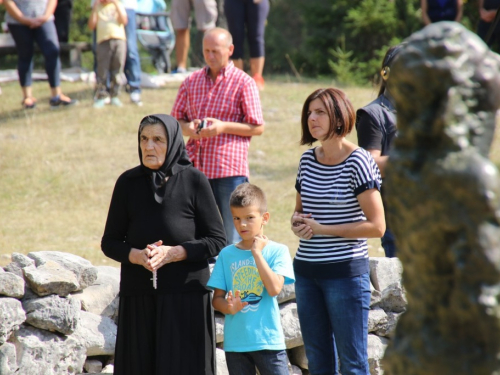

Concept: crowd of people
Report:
left=2, top=1, right=500, bottom=374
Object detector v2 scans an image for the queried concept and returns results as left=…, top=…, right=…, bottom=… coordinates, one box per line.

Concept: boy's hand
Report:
left=226, top=290, right=248, bottom=314
left=251, top=234, right=268, bottom=256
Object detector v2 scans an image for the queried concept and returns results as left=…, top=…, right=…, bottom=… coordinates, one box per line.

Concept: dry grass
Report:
left=10, top=75, right=499, bottom=267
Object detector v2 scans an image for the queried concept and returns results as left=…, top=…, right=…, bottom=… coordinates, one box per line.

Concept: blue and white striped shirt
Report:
left=294, top=147, right=382, bottom=278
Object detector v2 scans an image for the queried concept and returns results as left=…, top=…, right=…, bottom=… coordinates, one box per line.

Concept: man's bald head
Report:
left=203, top=27, right=233, bottom=48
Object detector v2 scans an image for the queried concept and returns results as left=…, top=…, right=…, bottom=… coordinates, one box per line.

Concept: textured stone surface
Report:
left=0, top=342, right=18, bottom=375
left=379, top=283, right=407, bottom=314
left=383, top=22, right=500, bottom=374
left=290, top=345, right=308, bottom=370
left=84, top=358, right=103, bottom=374
left=215, top=313, right=224, bottom=344
left=69, top=311, right=117, bottom=356
left=23, top=262, right=80, bottom=297
left=277, top=283, right=296, bottom=304
left=28, top=251, right=98, bottom=289
left=4, top=253, right=35, bottom=279
left=0, top=298, right=26, bottom=345
left=369, top=258, right=403, bottom=292
left=71, top=266, right=119, bottom=321
left=11, top=325, right=86, bottom=375
left=216, top=348, right=229, bottom=375
left=0, top=272, right=25, bottom=298
left=23, top=294, right=81, bottom=334
left=368, top=334, right=389, bottom=375
left=280, top=302, right=303, bottom=349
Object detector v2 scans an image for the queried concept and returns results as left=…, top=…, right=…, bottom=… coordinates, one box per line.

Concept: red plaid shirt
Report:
left=171, top=62, right=264, bottom=179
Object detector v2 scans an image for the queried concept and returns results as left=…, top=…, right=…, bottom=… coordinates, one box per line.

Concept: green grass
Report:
left=7, top=75, right=496, bottom=267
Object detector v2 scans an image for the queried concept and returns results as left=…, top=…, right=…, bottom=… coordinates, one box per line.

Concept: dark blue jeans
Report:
left=124, top=8, right=142, bottom=93
left=209, top=176, right=248, bottom=245
left=8, top=21, right=61, bottom=88
left=295, top=272, right=371, bottom=375
left=225, top=350, right=289, bottom=375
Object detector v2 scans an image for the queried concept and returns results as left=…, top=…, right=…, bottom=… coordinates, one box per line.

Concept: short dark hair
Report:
left=139, top=115, right=162, bottom=135
left=229, top=183, right=267, bottom=214
left=300, top=88, right=356, bottom=146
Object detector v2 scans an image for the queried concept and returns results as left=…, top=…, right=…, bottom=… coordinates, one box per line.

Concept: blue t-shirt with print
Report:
left=207, top=240, right=295, bottom=352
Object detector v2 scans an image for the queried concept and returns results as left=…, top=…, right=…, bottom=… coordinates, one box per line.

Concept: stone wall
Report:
left=0, top=252, right=404, bottom=375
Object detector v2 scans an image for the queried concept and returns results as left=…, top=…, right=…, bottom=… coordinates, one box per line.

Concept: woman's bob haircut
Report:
left=300, top=88, right=356, bottom=146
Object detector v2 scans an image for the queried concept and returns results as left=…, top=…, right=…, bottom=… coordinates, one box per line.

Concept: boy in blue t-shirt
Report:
left=207, top=183, right=295, bottom=375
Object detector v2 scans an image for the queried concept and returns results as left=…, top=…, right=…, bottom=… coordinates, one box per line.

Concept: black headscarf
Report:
left=138, top=114, right=191, bottom=203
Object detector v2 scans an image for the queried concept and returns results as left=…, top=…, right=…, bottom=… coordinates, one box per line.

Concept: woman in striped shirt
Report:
left=291, top=88, right=386, bottom=375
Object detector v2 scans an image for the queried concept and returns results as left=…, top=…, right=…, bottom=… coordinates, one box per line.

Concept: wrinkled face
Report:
left=307, top=98, right=331, bottom=141
left=140, top=124, right=168, bottom=170
left=231, top=205, right=269, bottom=242
left=203, top=32, right=234, bottom=75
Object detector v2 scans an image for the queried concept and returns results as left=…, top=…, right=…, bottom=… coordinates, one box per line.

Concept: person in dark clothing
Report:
left=356, top=45, right=404, bottom=258
left=478, top=0, right=500, bottom=52
left=53, top=0, right=73, bottom=42
left=101, top=113, right=226, bottom=375
left=421, top=0, right=463, bottom=25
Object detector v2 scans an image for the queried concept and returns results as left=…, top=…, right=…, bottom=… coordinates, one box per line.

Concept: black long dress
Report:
left=101, top=114, right=226, bottom=375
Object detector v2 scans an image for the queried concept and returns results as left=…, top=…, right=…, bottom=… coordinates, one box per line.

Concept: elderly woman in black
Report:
left=101, top=114, right=226, bottom=375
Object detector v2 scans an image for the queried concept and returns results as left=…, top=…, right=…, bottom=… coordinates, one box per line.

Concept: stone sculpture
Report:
left=383, top=22, right=500, bottom=374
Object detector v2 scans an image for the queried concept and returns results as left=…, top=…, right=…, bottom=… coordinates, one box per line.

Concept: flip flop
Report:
left=22, top=97, right=37, bottom=109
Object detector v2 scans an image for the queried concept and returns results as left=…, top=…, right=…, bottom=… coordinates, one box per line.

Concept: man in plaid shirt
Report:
left=171, top=27, right=264, bottom=245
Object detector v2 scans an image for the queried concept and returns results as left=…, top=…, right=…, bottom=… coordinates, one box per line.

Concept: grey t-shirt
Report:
left=5, top=0, right=54, bottom=24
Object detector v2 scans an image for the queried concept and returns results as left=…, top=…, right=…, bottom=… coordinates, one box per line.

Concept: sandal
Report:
left=22, top=97, right=37, bottom=109
left=50, top=94, right=78, bottom=108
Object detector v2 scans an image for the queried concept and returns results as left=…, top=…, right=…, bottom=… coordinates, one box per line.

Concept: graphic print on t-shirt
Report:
left=231, top=258, right=263, bottom=312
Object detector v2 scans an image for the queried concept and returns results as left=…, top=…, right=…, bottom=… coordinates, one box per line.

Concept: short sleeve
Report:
left=351, top=150, right=382, bottom=196
left=206, top=251, right=228, bottom=292
left=170, top=80, right=189, bottom=121
left=356, top=109, right=383, bottom=151
left=268, top=244, right=295, bottom=285
left=240, top=79, right=264, bottom=125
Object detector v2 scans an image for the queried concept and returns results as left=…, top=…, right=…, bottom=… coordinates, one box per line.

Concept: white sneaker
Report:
left=111, top=97, right=123, bottom=107
left=104, top=96, right=111, bottom=105
left=130, top=92, right=143, bottom=106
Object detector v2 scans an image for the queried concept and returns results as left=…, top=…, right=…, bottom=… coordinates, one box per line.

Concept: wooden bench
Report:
left=0, top=33, right=91, bottom=68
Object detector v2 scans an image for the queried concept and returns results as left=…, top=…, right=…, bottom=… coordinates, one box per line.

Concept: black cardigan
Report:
left=101, top=165, right=226, bottom=295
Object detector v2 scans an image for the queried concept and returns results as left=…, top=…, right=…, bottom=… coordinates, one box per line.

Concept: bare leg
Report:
left=21, top=86, right=36, bottom=106
left=232, top=58, right=244, bottom=71
left=175, top=28, right=190, bottom=70
left=250, top=57, right=265, bottom=77
left=250, top=57, right=265, bottom=90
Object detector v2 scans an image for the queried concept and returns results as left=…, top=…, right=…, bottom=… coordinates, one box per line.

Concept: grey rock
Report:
left=277, top=283, right=296, bottom=304
left=84, top=359, right=103, bottom=374
left=369, top=258, right=403, bottom=292
left=0, top=342, right=18, bottom=375
left=23, top=261, right=80, bottom=297
left=0, top=298, right=26, bottom=345
left=379, top=283, right=407, bottom=314
left=368, top=308, right=388, bottom=333
left=215, top=313, right=224, bottom=344
left=101, top=364, right=114, bottom=373
left=216, top=348, right=229, bottom=375
left=280, top=302, right=303, bottom=349
left=69, top=311, right=117, bottom=356
left=23, top=294, right=81, bottom=334
left=0, top=272, right=25, bottom=298
left=368, top=334, right=389, bottom=375
left=290, top=345, right=308, bottom=370
left=375, top=312, right=401, bottom=338
left=4, top=253, right=35, bottom=279
left=11, top=325, right=86, bottom=375
left=71, top=266, right=119, bottom=321
left=370, top=282, right=382, bottom=307
left=28, top=251, right=98, bottom=289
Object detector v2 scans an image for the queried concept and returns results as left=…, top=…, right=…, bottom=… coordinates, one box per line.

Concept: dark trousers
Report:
left=54, top=0, right=73, bottom=43
left=8, top=21, right=61, bottom=88
left=95, top=39, right=126, bottom=99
